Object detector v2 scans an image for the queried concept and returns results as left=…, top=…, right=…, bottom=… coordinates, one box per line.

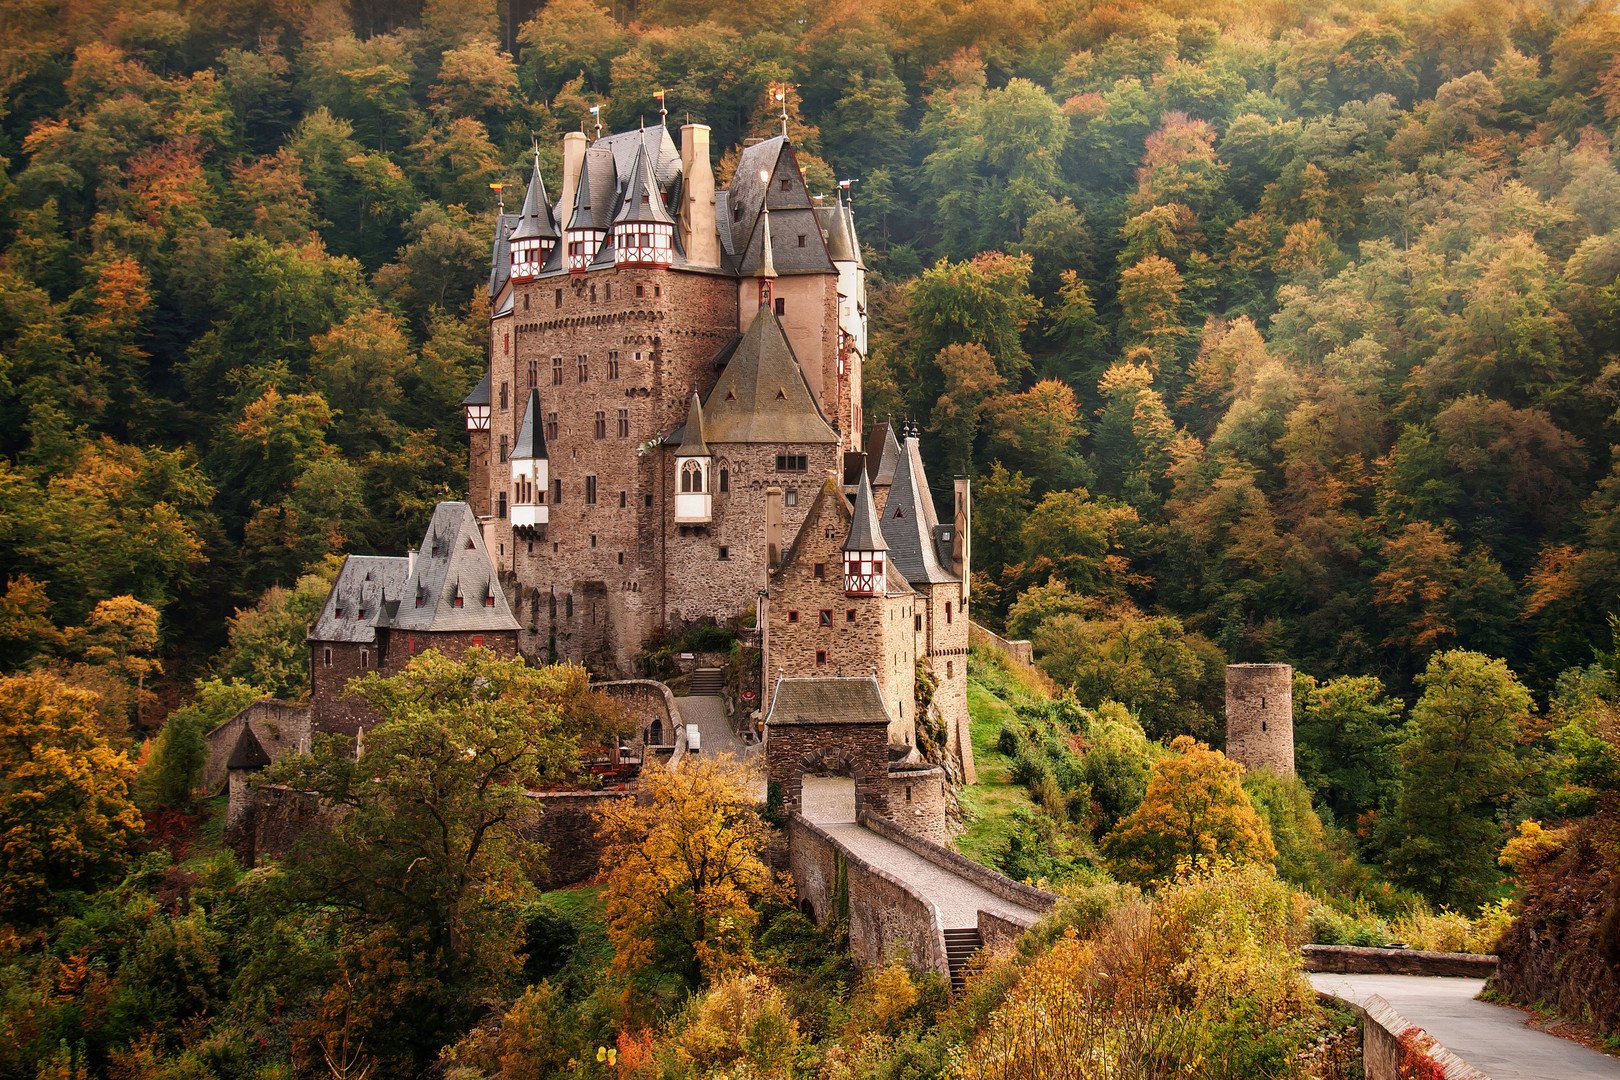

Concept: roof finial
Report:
left=590, top=103, right=603, bottom=140
left=656, top=89, right=668, bottom=123
left=491, top=180, right=504, bottom=215
left=774, top=83, right=792, bottom=139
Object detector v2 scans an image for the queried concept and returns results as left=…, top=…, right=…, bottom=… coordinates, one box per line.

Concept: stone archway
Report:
left=798, top=747, right=861, bottom=823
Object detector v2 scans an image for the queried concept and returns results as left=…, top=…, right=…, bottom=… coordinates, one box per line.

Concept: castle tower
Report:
left=1224, top=663, right=1294, bottom=775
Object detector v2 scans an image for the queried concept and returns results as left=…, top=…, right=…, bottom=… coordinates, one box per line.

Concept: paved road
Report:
left=673, top=695, right=747, bottom=757
left=672, top=696, right=765, bottom=798
left=820, top=819, right=1040, bottom=929
left=1311, top=973, right=1620, bottom=1080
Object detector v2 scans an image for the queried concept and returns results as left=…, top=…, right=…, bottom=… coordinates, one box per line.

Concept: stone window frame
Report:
left=946, top=601, right=953, bottom=624
left=545, top=412, right=558, bottom=441
left=617, top=409, right=630, bottom=437
left=594, top=411, right=607, bottom=439
left=816, top=650, right=827, bottom=665
left=527, top=358, right=539, bottom=388
left=555, top=288, right=563, bottom=309
left=846, top=609, right=855, bottom=622
left=552, top=356, right=564, bottom=385
left=718, top=546, right=730, bottom=560
left=323, top=647, right=332, bottom=668
left=500, top=381, right=509, bottom=409
left=819, top=609, right=832, bottom=627
left=585, top=476, right=598, bottom=504
left=774, top=296, right=786, bottom=316
left=499, top=434, right=509, bottom=463
left=577, top=354, right=588, bottom=383
left=813, top=562, right=825, bottom=578
left=787, top=610, right=800, bottom=624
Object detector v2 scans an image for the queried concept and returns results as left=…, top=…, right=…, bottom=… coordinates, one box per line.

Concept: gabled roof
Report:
left=311, top=554, right=412, bottom=644
left=868, top=422, right=902, bottom=487
left=227, top=725, right=272, bottom=771
left=698, top=308, right=838, bottom=444
left=461, top=371, right=490, bottom=407
left=512, top=388, right=546, bottom=460
left=594, top=124, right=681, bottom=187
left=383, top=503, right=521, bottom=634
left=677, top=393, right=709, bottom=456
left=882, top=436, right=958, bottom=585
left=845, top=469, right=887, bottom=553
left=729, top=137, right=836, bottom=278
left=509, top=153, right=559, bottom=242
left=765, top=676, right=894, bottom=726
left=614, top=140, right=676, bottom=225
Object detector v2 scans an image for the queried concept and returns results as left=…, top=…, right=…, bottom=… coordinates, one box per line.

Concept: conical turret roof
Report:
left=844, top=468, right=887, bottom=552
left=677, top=393, right=710, bottom=455
left=614, top=139, right=675, bottom=226
left=824, top=194, right=856, bottom=263
left=509, top=152, right=559, bottom=242
left=511, top=388, right=546, bottom=460
left=568, top=152, right=602, bottom=231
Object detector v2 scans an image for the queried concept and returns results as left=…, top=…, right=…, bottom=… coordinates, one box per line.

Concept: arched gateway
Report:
left=764, top=676, right=894, bottom=820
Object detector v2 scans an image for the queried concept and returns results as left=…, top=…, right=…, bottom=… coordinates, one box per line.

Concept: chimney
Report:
left=765, top=486, right=783, bottom=569
left=408, top=550, right=417, bottom=579
left=559, top=131, right=588, bottom=233
left=953, top=476, right=971, bottom=595
left=680, top=123, right=719, bottom=268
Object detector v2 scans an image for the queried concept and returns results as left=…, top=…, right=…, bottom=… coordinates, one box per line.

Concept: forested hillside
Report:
left=4, top=0, right=1620, bottom=705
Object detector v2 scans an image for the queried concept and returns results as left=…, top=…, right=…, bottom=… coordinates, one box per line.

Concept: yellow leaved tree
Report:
left=597, top=755, right=778, bottom=987
left=1102, top=736, right=1275, bottom=887
left=0, top=672, right=142, bottom=924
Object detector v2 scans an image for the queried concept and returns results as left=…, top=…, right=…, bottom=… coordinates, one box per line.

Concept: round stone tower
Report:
left=1224, top=663, right=1294, bottom=775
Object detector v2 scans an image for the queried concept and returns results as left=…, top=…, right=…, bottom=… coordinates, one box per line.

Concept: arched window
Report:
left=681, top=459, right=705, bottom=493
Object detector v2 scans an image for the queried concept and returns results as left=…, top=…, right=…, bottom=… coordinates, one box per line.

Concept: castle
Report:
left=454, top=120, right=975, bottom=777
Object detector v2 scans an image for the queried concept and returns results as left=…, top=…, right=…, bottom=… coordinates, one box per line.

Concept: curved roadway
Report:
left=1311, top=973, right=1620, bottom=1080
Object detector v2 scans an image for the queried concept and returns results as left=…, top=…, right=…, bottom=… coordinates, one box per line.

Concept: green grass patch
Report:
left=956, top=677, right=1038, bottom=868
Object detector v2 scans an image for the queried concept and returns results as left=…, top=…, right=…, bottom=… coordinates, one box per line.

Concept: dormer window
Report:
left=845, top=553, right=884, bottom=597
left=484, top=592, right=495, bottom=608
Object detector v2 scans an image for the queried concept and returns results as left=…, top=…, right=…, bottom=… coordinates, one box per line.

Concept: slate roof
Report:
left=227, top=726, right=272, bottom=771
left=765, top=675, right=894, bottom=726
left=382, top=502, right=521, bottom=633
left=677, top=393, right=709, bottom=456
left=512, top=388, right=546, bottom=460
left=882, top=436, right=958, bottom=585
left=729, top=137, right=836, bottom=278
left=819, top=197, right=856, bottom=263
left=697, top=308, right=838, bottom=444
left=867, top=422, right=902, bottom=487
left=311, top=555, right=411, bottom=643
left=488, top=212, right=517, bottom=297
left=509, top=153, right=559, bottom=242
left=845, top=468, right=887, bottom=553
left=614, top=140, right=676, bottom=225
left=594, top=124, right=681, bottom=187
left=462, top=371, right=490, bottom=408
left=568, top=148, right=611, bottom=231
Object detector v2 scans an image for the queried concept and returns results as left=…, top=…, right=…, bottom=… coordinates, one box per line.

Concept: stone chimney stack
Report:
left=953, top=476, right=971, bottom=596
left=765, top=486, right=783, bottom=569
left=680, top=123, right=719, bottom=268
left=558, top=131, right=588, bottom=232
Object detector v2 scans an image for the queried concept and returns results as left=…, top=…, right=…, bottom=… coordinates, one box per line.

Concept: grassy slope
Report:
left=955, top=676, right=1037, bottom=868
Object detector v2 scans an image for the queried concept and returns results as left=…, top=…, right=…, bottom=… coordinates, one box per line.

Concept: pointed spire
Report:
left=614, top=139, right=675, bottom=225
left=511, top=388, right=547, bottom=461
left=759, top=197, right=777, bottom=281
left=509, top=149, right=558, bottom=241
left=677, top=393, right=710, bottom=456
left=844, top=468, right=887, bottom=552
left=568, top=152, right=599, bottom=231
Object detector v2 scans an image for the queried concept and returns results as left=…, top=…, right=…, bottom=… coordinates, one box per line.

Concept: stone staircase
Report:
left=688, top=667, right=725, bottom=695
left=944, top=927, right=983, bottom=991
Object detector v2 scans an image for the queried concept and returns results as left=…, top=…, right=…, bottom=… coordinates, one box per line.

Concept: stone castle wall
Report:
left=766, top=719, right=891, bottom=820
left=203, top=699, right=310, bottom=793
left=887, top=764, right=949, bottom=845
left=525, top=789, right=636, bottom=889
left=1224, top=663, right=1295, bottom=775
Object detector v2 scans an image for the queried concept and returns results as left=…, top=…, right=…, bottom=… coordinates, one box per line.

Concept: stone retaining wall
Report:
left=968, top=622, right=1034, bottom=666
left=524, top=789, right=636, bottom=889
left=1330, top=993, right=1490, bottom=1080
left=595, top=679, right=678, bottom=748
left=1304, top=944, right=1498, bottom=978
left=977, top=909, right=1029, bottom=954
left=787, top=815, right=949, bottom=978
left=858, top=811, right=1059, bottom=920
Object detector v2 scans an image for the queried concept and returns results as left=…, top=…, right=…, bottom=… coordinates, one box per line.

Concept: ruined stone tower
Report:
left=1224, top=663, right=1294, bottom=775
